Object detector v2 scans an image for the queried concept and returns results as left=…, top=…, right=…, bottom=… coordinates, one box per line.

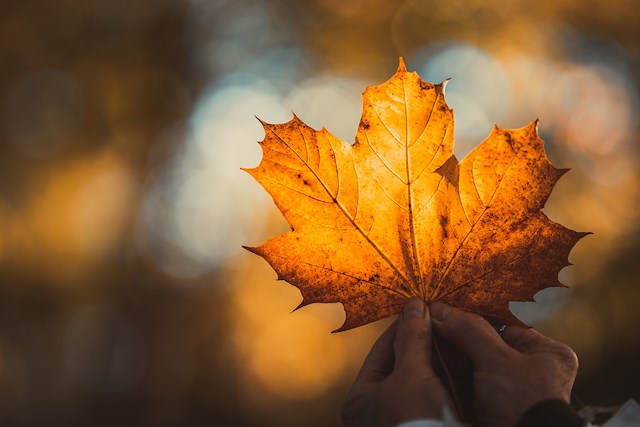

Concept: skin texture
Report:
left=430, top=301, right=579, bottom=427
left=342, top=299, right=579, bottom=427
left=342, top=299, right=450, bottom=427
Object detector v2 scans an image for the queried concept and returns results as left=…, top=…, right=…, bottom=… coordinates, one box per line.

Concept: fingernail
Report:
left=429, top=302, right=451, bottom=321
left=403, top=298, right=425, bottom=319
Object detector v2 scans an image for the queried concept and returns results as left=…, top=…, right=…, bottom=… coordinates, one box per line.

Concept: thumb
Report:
left=430, top=302, right=512, bottom=366
left=393, top=298, right=433, bottom=370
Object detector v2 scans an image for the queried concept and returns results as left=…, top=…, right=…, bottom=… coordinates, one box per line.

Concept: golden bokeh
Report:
left=0, top=0, right=639, bottom=425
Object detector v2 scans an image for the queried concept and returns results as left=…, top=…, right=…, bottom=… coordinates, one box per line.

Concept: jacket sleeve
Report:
left=516, top=399, right=585, bottom=427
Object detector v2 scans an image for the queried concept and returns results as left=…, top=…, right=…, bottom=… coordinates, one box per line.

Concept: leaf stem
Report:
left=433, top=334, right=464, bottom=422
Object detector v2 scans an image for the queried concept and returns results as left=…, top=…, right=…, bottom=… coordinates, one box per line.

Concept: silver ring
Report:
left=498, top=324, right=507, bottom=336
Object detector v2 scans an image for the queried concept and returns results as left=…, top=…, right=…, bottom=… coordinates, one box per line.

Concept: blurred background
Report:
left=0, top=0, right=639, bottom=425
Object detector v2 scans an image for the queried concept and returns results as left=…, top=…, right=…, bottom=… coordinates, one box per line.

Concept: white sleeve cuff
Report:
left=395, top=407, right=464, bottom=427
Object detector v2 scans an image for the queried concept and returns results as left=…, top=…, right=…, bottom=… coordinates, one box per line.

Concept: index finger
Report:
left=500, top=325, right=551, bottom=353
left=430, top=302, right=512, bottom=365
left=353, top=320, right=397, bottom=386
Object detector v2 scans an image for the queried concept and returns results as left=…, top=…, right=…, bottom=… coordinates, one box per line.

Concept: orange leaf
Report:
left=244, top=58, right=589, bottom=332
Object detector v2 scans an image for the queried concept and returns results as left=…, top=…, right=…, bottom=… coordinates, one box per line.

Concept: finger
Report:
left=430, top=302, right=511, bottom=365
left=501, top=325, right=557, bottom=354
left=393, top=298, right=433, bottom=370
left=353, top=320, right=397, bottom=386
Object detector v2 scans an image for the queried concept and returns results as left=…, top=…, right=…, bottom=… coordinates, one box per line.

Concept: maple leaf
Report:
left=243, top=58, right=588, bottom=332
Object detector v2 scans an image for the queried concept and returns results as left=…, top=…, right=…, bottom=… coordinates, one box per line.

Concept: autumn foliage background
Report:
left=0, top=1, right=639, bottom=426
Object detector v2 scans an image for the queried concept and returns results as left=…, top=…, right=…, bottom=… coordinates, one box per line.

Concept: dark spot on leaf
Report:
left=504, top=132, right=513, bottom=149
left=440, top=215, right=449, bottom=238
left=303, top=180, right=310, bottom=185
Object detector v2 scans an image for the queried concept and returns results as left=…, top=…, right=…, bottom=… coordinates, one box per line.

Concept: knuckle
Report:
left=558, top=344, right=579, bottom=369
left=449, top=310, right=487, bottom=332
left=393, top=331, right=427, bottom=352
left=400, top=366, right=435, bottom=385
left=493, top=344, right=513, bottom=361
left=395, top=321, right=429, bottom=342
left=392, top=365, right=414, bottom=382
left=543, top=342, right=578, bottom=373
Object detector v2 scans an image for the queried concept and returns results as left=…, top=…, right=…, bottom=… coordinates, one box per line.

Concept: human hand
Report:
left=342, top=299, right=451, bottom=427
left=430, top=302, right=579, bottom=427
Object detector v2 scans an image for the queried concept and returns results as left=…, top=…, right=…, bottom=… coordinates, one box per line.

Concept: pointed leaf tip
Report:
left=242, top=245, right=259, bottom=255
left=291, top=299, right=309, bottom=313
left=255, top=116, right=269, bottom=127
left=331, top=324, right=347, bottom=333
left=397, top=57, right=407, bottom=72
left=435, top=78, right=450, bottom=96
left=527, top=118, right=540, bottom=135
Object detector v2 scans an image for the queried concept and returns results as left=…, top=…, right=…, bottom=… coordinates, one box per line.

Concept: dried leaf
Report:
left=244, top=58, right=588, bottom=331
